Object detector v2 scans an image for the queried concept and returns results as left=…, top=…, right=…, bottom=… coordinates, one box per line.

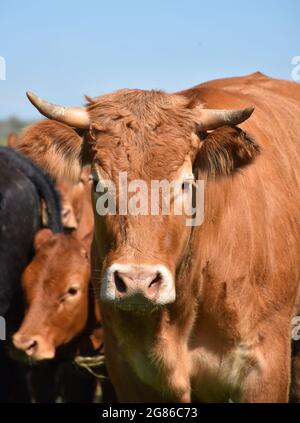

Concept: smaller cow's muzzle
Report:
left=101, top=264, right=175, bottom=310
left=13, top=332, right=55, bottom=360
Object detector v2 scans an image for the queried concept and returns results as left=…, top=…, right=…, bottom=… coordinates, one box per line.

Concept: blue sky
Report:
left=0, top=0, right=299, bottom=119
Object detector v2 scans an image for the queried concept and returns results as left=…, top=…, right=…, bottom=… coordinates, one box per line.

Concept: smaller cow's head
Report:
left=18, top=89, right=259, bottom=313
left=57, top=169, right=90, bottom=230
left=13, top=229, right=90, bottom=360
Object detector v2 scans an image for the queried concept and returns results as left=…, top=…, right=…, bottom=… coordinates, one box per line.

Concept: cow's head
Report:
left=18, top=90, right=259, bottom=312
left=58, top=167, right=91, bottom=230
left=13, top=229, right=90, bottom=360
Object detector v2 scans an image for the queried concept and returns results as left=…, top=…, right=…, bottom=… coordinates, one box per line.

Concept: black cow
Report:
left=0, top=146, right=62, bottom=402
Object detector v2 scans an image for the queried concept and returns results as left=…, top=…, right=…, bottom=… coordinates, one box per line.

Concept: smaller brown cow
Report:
left=12, top=178, right=116, bottom=402
left=13, top=229, right=96, bottom=360
left=13, top=160, right=95, bottom=360
left=12, top=229, right=114, bottom=403
left=13, top=145, right=95, bottom=360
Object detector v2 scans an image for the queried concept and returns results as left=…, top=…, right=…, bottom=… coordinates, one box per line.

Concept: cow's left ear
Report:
left=34, top=229, right=54, bottom=251
left=194, top=126, right=260, bottom=177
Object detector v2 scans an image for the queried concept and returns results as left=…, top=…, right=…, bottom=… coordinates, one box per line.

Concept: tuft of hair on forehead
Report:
left=86, top=89, right=198, bottom=180
left=17, top=120, right=85, bottom=183
left=86, top=88, right=193, bottom=126
left=86, top=89, right=197, bottom=151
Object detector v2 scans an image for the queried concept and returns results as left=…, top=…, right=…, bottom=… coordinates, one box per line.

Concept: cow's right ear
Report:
left=194, top=126, right=260, bottom=177
left=34, top=229, right=54, bottom=251
left=17, top=120, right=88, bottom=182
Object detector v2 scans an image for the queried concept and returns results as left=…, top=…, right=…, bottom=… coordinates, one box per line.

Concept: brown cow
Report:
left=12, top=228, right=108, bottom=403
left=11, top=162, right=108, bottom=401
left=12, top=229, right=95, bottom=360
left=17, top=72, right=300, bottom=402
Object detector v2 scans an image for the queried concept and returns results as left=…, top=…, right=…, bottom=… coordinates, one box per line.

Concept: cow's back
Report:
left=0, top=161, right=39, bottom=317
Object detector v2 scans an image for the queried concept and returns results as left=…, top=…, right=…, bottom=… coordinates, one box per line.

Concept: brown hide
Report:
left=17, top=73, right=300, bottom=402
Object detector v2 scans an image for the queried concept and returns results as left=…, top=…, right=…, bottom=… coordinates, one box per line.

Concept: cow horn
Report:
left=26, top=91, right=90, bottom=129
left=196, top=106, right=255, bottom=130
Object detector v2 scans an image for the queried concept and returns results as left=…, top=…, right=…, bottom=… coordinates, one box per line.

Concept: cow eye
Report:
left=181, top=176, right=195, bottom=192
left=181, top=181, right=190, bottom=192
left=67, top=286, right=79, bottom=296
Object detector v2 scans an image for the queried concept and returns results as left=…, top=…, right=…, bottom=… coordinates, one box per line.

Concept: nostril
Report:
left=114, top=271, right=127, bottom=294
left=26, top=339, right=38, bottom=354
left=148, top=272, right=163, bottom=297
left=62, top=208, right=70, bottom=218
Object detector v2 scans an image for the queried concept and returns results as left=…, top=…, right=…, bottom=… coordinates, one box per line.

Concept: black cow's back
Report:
left=0, top=163, right=39, bottom=316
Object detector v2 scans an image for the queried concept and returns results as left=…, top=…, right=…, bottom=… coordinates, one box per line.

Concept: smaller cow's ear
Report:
left=34, top=229, right=54, bottom=251
left=194, top=126, right=260, bottom=177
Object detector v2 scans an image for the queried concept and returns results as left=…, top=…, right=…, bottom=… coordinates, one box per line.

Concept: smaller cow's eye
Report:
left=67, top=287, right=79, bottom=296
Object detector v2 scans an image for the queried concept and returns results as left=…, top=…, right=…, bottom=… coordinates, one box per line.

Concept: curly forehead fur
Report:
left=87, top=89, right=199, bottom=180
